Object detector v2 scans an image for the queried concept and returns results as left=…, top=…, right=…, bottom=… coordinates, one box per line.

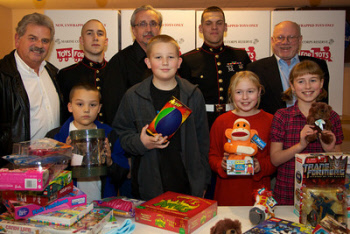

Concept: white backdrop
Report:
left=45, top=10, right=119, bottom=70
left=196, top=10, right=272, bottom=62
left=121, top=10, right=195, bottom=55
left=272, top=10, right=346, bottom=115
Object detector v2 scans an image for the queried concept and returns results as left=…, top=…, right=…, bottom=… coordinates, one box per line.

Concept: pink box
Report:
left=3, top=187, right=87, bottom=220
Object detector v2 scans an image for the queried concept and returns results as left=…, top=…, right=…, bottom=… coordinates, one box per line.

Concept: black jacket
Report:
left=0, top=50, right=62, bottom=156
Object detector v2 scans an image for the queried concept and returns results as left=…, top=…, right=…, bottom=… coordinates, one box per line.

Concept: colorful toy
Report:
left=210, top=218, right=242, bottom=234
left=224, top=118, right=258, bottom=160
left=249, top=188, right=277, bottom=225
left=305, top=102, right=333, bottom=144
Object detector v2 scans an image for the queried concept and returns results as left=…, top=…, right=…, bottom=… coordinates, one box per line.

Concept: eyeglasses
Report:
left=273, top=35, right=300, bottom=43
left=134, top=21, right=160, bottom=28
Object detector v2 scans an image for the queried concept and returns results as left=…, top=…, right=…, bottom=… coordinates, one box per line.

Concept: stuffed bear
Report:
left=210, top=218, right=242, bottom=234
left=305, top=102, right=333, bottom=144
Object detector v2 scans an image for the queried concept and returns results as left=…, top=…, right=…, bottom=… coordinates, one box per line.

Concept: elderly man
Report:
left=0, top=13, right=62, bottom=156
left=104, top=5, right=162, bottom=125
left=247, top=21, right=329, bottom=115
left=178, top=6, right=251, bottom=129
left=57, top=19, right=108, bottom=123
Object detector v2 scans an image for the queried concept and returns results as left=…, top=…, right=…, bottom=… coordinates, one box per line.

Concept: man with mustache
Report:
left=246, top=21, right=329, bottom=115
left=103, top=5, right=162, bottom=125
left=0, top=13, right=62, bottom=156
left=57, top=19, right=109, bottom=123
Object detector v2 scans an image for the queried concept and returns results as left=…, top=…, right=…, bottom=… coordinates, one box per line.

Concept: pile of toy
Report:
left=0, top=138, right=115, bottom=233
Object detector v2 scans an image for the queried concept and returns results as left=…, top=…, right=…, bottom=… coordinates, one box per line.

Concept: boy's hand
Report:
left=65, top=136, right=72, bottom=145
left=221, top=153, right=228, bottom=171
left=140, top=125, right=169, bottom=150
left=253, top=157, right=261, bottom=173
left=104, top=138, right=112, bottom=166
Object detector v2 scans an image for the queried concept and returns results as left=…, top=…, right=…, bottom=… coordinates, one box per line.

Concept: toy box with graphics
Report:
left=135, top=191, right=217, bottom=234
left=294, top=153, right=348, bottom=226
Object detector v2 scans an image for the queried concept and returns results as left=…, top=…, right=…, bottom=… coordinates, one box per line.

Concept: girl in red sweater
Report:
left=209, top=71, right=276, bottom=206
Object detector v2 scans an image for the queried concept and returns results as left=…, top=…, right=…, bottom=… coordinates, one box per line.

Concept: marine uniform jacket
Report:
left=178, top=43, right=251, bottom=126
left=57, top=56, right=107, bottom=123
left=246, top=55, right=330, bottom=115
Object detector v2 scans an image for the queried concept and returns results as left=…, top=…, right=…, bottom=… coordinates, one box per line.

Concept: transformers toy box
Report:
left=294, top=153, right=348, bottom=216
left=135, top=191, right=217, bottom=234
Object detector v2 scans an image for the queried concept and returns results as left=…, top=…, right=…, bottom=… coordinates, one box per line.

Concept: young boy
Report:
left=113, top=35, right=210, bottom=201
left=53, top=83, right=128, bottom=203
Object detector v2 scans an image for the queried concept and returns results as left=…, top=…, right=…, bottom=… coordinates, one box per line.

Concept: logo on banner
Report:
left=56, top=48, right=84, bottom=62
left=299, top=47, right=332, bottom=62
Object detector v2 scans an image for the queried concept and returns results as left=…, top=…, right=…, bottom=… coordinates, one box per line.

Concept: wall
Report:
left=0, top=6, right=13, bottom=57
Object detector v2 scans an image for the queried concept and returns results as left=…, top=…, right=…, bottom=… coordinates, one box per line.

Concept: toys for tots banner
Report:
left=121, top=10, right=195, bottom=54
left=45, top=10, right=118, bottom=70
left=272, top=10, right=346, bottom=115
left=196, top=10, right=271, bottom=62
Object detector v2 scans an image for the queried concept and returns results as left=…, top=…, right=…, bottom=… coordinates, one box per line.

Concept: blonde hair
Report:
left=228, top=71, right=264, bottom=109
left=282, top=60, right=327, bottom=101
left=146, top=34, right=180, bottom=58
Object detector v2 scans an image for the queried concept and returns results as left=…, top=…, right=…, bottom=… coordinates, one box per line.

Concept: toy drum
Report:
left=70, top=129, right=107, bottom=178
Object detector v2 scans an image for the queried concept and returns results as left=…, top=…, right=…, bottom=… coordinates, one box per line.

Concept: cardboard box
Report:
left=227, top=156, right=254, bottom=175
left=294, top=153, right=348, bottom=217
left=135, top=191, right=217, bottom=234
left=3, top=186, right=87, bottom=219
left=28, top=203, right=93, bottom=226
left=1, top=182, right=73, bottom=206
left=0, top=208, right=112, bottom=234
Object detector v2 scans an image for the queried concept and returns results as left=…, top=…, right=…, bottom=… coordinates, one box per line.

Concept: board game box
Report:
left=3, top=186, right=87, bottom=219
left=1, top=181, right=73, bottom=206
left=243, top=217, right=314, bottom=233
left=28, top=203, right=93, bottom=226
left=135, top=191, right=217, bottom=234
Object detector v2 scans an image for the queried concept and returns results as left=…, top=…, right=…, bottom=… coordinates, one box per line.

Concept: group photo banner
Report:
left=196, top=10, right=271, bottom=62
left=45, top=10, right=119, bottom=70
left=121, top=10, right=196, bottom=55
left=272, top=10, right=346, bottom=115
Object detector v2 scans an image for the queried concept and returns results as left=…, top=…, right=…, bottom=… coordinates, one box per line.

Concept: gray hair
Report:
left=16, top=12, right=55, bottom=40
left=130, top=5, right=163, bottom=28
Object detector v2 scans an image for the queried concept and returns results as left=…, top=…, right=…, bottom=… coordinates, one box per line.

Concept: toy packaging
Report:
left=244, top=217, right=314, bottom=234
left=135, top=191, right=217, bottom=234
left=299, top=186, right=347, bottom=228
left=147, top=96, right=192, bottom=140
left=3, top=186, right=87, bottom=219
left=312, top=215, right=349, bottom=234
left=93, top=196, right=144, bottom=217
left=294, top=153, right=348, bottom=227
left=0, top=208, right=113, bottom=234
left=224, top=118, right=266, bottom=176
left=249, top=188, right=277, bottom=225
left=1, top=181, right=73, bottom=206
left=12, top=137, right=72, bottom=157
left=27, top=203, right=93, bottom=226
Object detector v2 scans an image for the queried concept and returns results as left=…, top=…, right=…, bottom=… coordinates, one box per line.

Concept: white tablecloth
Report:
left=116, top=205, right=299, bottom=233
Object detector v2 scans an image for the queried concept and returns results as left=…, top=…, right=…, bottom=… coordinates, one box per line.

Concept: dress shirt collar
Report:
left=275, top=54, right=299, bottom=68
left=201, top=42, right=225, bottom=54
left=14, top=50, right=46, bottom=76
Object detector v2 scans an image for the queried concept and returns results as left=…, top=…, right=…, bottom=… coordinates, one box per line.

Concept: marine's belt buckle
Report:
left=215, top=104, right=225, bottom=113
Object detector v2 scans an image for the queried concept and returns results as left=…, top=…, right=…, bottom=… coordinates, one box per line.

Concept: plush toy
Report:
left=224, top=118, right=258, bottom=160
left=305, top=102, right=333, bottom=145
left=210, top=218, right=242, bottom=234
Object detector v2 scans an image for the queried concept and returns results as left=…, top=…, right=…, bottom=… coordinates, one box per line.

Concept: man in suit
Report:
left=247, top=21, right=329, bottom=115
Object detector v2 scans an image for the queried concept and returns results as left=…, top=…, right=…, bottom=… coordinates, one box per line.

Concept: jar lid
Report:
left=70, top=129, right=105, bottom=140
